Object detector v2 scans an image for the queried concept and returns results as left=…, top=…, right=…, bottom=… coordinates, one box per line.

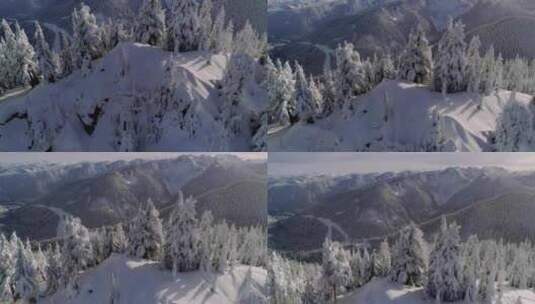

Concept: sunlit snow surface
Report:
left=340, top=278, right=535, bottom=304
left=42, top=254, right=267, bottom=304
left=269, top=80, right=532, bottom=152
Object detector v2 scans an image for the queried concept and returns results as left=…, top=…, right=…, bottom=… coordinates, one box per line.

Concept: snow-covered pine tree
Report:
left=322, top=237, right=352, bottom=301
left=426, top=217, right=464, bottom=302
left=434, top=19, right=468, bottom=94
left=399, top=25, right=433, bottom=84
left=13, top=22, right=39, bottom=87
left=221, top=52, right=255, bottom=134
left=198, top=0, right=214, bottom=51
left=44, top=243, right=63, bottom=296
left=135, top=0, right=166, bottom=47
left=58, top=215, right=95, bottom=293
left=34, top=21, right=60, bottom=83
left=0, top=233, right=14, bottom=302
left=510, top=245, right=530, bottom=289
left=373, top=239, right=392, bottom=277
left=198, top=211, right=214, bottom=272
left=466, top=36, right=482, bottom=94
left=295, top=62, right=319, bottom=123
left=210, top=8, right=229, bottom=53
left=71, top=4, right=104, bottom=70
left=34, top=244, right=48, bottom=295
left=462, top=235, right=480, bottom=303
left=480, top=46, right=497, bottom=95
left=381, top=53, right=397, bottom=80
left=164, top=193, right=201, bottom=274
left=268, top=60, right=296, bottom=126
left=495, top=99, right=534, bottom=151
left=390, top=223, right=428, bottom=286
left=321, top=66, right=338, bottom=116
left=59, top=32, right=75, bottom=78
left=0, top=19, right=18, bottom=91
left=233, top=21, right=263, bottom=59
left=128, top=200, right=164, bottom=260
left=110, top=223, right=128, bottom=254
left=359, top=248, right=372, bottom=284
left=12, top=240, right=39, bottom=302
left=335, top=42, right=368, bottom=115
left=169, top=0, right=201, bottom=52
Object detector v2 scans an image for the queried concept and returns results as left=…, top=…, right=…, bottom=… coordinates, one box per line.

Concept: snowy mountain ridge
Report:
left=0, top=42, right=266, bottom=151
left=268, top=80, right=533, bottom=152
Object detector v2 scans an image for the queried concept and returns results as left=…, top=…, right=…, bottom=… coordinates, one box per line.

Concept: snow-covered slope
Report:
left=42, top=254, right=267, bottom=304
left=0, top=42, right=266, bottom=151
left=340, top=278, right=535, bottom=304
left=268, top=80, right=532, bottom=152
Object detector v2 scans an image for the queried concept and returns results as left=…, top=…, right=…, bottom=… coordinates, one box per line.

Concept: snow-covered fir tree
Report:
left=322, top=237, right=352, bottom=301
left=268, top=60, right=296, bottom=126
left=373, top=239, right=392, bottom=277
left=44, top=243, right=63, bottom=296
left=426, top=217, right=464, bottom=302
left=109, top=223, right=128, bottom=254
left=13, top=22, right=38, bottom=87
left=335, top=42, right=368, bottom=113
left=168, top=0, right=201, bottom=52
left=495, top=99, right=534, bottom=151
left=128, top=199, right=164, bottom=260
left=34, top=21, right=60, bottom=83
left=434, top=19, right=468, bottom=94
left=164, top=193, right=200, bottom=274
left=198, top=0, right=214, bottom=51
left=466, top=35, right=482, bottom=94
left=390, top=223, right=428, bottom=286
left=12, top=240, right=39, bottom=302
left=399, top=25, right=433, bottom=84
left=59, top=32, right=75, bottom=78
left=221, top=52, right=256, bottom=134
left=135, top=0, right=167, bottom=47
left=71, top=4, right=104, bottom=70
left=58, top=215, right=95, bottom=292
left=295, top=62, right=321, bottom=123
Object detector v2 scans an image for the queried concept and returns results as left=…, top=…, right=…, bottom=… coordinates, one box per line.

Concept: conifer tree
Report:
left=399, top=25, right=433, bottom=84
left=34, top=21, right=59, bottom=83
left=434, top=19, right=468, bottom=94
left=135, top=0, right=166, bottom=47
left=390, top=224, right=428, bottom=286
left=169, top=0, right=201, bottom=52
left=128, top=200, right=164, bottom=260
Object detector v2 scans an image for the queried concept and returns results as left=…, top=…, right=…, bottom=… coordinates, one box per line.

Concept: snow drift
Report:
left=268, top=80, right=533, bottom=152
left=0, top=42, right=267, bottom=151
left=340, top=278, right=535, bottom=304
left=42, top=254, right=267, bottom=304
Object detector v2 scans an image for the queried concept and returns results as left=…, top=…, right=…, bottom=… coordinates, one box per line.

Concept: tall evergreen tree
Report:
left=426, top=217, right=464, bottom=302
left=169, top=0, right=201, bottom=52
left=128, top=200, right=164, bottom=260
left=34, top=21, right=59, bottom=83
left=399, top=25, right=433, bottom=84
left=390, top=224, right=428, bottom=286
left=135, top=0, right=166, bottom=47
left=164, top=193, right=200, bottom=274
left=434, top=19, right=468, bottom=94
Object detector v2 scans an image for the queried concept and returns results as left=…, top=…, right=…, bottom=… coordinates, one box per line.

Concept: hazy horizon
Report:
left=269, top=153, right=535, bottom=176
left=0, top=152, right=266, bottom=166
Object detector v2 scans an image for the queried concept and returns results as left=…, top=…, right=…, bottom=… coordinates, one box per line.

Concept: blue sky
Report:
left=269, top=153, right=535, bottom=176
left=0, top=153, right=266, bottom=165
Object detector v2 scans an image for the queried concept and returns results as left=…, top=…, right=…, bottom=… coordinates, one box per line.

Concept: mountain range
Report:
left=0, top=155, right=267, bottom=240
left=269, top=166, right=535, bottom=254
left=270, top=0, right=535, bottom=74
